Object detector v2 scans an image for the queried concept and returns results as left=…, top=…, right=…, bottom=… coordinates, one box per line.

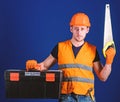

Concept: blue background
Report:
left=0, top=0, right=120, bottom=102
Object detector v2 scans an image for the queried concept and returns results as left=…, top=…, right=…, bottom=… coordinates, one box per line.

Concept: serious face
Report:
left=70, top=26, right=89, bottom=42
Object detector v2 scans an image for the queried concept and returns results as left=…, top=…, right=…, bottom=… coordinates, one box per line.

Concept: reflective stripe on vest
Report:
left=62, top=77, right=94, bottom=84
left=58, top=64, right=93, bottom=72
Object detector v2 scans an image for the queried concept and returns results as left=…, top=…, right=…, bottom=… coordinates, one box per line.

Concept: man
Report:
left=26, top=12, right=116, bottom=102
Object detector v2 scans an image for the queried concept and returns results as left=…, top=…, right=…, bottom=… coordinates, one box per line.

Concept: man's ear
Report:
left=70, top=26, right=73, bottom=33
left=86, top=27, right=90, bottom=34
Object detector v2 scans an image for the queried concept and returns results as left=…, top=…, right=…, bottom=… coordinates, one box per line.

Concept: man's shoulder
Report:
left=85, top=42, right=96, bottom=48
left=58, top=40, right=70, bottom=44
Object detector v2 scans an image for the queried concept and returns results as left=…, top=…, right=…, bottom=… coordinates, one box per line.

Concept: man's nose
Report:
left=78, top=29, right=82, bottom=34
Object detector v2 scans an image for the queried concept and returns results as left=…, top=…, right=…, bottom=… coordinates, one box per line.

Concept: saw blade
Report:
left=103, top=4, right=113, bottom=47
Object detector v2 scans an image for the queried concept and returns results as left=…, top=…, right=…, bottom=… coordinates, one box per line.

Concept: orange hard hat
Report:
left=70, top=12, right=91, bottom=27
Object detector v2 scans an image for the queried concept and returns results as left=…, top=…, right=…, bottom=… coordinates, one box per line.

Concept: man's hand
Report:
left=26, top=60, right=38, bottom=71
left=105, top=47, right=116, bottom=64
left=36, top=63, right=47, bottom=71
left=26, top=60, right=47, bottom=71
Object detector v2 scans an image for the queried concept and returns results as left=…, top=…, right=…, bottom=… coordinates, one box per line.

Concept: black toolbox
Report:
left=4, top=69, right=62, bottom=99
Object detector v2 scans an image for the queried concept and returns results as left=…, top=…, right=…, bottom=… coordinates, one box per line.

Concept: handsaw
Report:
left=103, top=4, right=115, bottom=57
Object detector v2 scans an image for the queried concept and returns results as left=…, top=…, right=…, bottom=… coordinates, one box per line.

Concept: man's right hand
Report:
left=26, top=60, right=47, bottom=71
left=26, top=60, right=38, bottom=71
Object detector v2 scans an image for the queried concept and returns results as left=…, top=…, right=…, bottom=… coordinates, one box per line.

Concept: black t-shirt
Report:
left=51, top=43, right=100, bottom=62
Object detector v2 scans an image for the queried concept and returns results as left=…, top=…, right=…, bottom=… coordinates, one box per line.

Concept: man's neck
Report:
left=70, top=39, right=84, bottom=47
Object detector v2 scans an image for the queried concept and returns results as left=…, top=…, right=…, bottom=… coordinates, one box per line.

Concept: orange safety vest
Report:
left=58, top=40, right=96, bottom=96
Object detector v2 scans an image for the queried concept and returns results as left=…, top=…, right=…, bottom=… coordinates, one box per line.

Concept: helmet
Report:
left=70, top=12, right=91, bottom=27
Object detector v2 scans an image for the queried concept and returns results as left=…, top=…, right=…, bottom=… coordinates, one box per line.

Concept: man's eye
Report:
left=75, top=28, right=79, bottom=31
left=76, top=29, right=79, bottom=31
left=81, top=28, right=84, bottom=30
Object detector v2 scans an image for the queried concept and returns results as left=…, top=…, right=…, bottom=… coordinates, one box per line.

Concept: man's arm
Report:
left=26, top=44, right=58, bottom=71
left=93, top=61, right=111, bottom=81
left=93, top=47, right=116, bottom=81
left=37, top=54, right=57, bottom=71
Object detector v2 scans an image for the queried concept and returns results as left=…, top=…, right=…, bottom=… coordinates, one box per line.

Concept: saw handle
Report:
left=103, top=41, right=115, bottom=57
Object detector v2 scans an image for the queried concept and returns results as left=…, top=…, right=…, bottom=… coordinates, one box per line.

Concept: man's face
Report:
left=70, top=26, right=89, bottom=42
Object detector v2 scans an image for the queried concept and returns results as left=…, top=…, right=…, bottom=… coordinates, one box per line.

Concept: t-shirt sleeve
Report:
left=51, top=44, right=58, bottom=59
left=93, top=49, right=100, bottom=62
